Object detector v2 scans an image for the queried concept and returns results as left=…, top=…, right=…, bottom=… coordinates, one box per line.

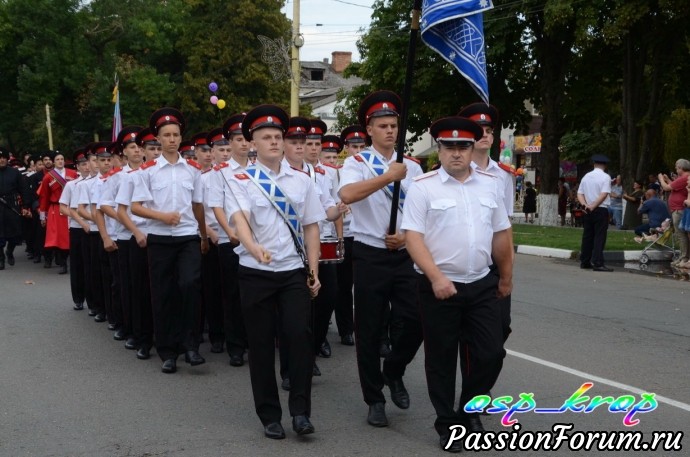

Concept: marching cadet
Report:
left=58, top=148, right=89, bottom=308
left=100, top=126, right=142, bottom=348
left=76, top=144, right=104, bottom=320
left=179, top=140, right=196, bottom=160
left=39, top=150, right=78, bottom=273
left=226, top=105, right=324, bottom=439
left=197, top=129, right=224, bottom=353
left=208, top=113, right=249, bottom=367
left=338, top=90, right=424, bottom=427
left=333, top=125, right=368, bottom=346
left=130, top=108, right=208, bottom=374
left=0, top=147, right=30, bottom=271
left=401, top=117, right=512, bottom=451
left=115, top=128, right=160, bottom=360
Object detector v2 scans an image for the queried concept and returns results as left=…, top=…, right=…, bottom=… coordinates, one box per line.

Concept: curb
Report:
left=515, top=245, right=674, bottom=262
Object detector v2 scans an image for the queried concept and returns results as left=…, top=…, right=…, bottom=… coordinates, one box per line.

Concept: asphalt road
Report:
left=1, top=252, right=688, bottom=456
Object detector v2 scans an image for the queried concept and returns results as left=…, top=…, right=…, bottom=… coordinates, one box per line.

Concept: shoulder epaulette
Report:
left=413, top=170, right=438, bottom=182
left=404, top=155, right=421, bottom=164
left=497, top=162, right=516, bottom=176
left=476, top=169, right=498, bottom=178
left=214, top=162, right=229, bottom=171
left=322, top=162, right=341, bottom=170
left=186, top=158, right=202, bottom=170
left=314, top=166, right=326, bottom=175
left=234, top=173, right=249, bottom=180
left=354, top=154, right=364, bottom=163
left=141, top=160, right=156, bottom=170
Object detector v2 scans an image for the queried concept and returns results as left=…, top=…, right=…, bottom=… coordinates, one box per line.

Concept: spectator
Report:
left=609, top=175, right=623, bottom=229
left=658, top=159, right=690, bottom=266
left=633, top=189, right=670, bottom=240
left=622, top=179, right=644, bottom=230
left=677, top=176, right=690, bottom=268
left=523, top=181, right=537, bottom=223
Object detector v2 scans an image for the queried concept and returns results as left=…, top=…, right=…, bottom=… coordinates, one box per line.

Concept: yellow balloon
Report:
left=217, top=99, right=226, bottom=109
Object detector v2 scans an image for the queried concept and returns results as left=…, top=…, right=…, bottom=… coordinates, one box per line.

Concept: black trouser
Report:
left=68, top=228, right=86, bottom=305
left=101, top=246, right=122, bottom=327
left=33, top=209, right=49, bottom=261
left=418, top=273, right=505, bottom=436
left=218, top=242, right=246, bottom=357
left=313, top=263, right=337, bottom=350
left=87, top=233, right=104, bottom=314
left=147, top=235, right=202, bottom=361
left=334, top=236, right=354, bottom=337
left=116, top=239, right=133, bottom=337
left=352, top=242, right=424, bottom=405
left=580, top=207, right=609, bottom=267
left=239, top=266, right=314, bottom=425
left=81, top=230, right=94, bottom=309
left=201, top=242, right=224, bottom=344
left=128, top=236, right=152, bottom=349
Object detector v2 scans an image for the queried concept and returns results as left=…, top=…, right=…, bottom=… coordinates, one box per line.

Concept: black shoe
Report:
left=440, top=434, right=463, bottom=453
left=263, top=422, right=286, bottom=440
left=184, top=350, right=205, bottom=366
left=210, top=341, right=224, bottom=353
left=6, top=250, right=15, bottom=266
left=229, top=354, right=244, bottom=367
left=367, top=402, right=388, bottom=427
left=593, top=265, right=614, bottom=272
left=292, top=415, right=315, bottom=435
left=58, top=264, right=68, bottom=274
left=312, top=362, right=321, bottom=376
left=0, top=260, right=4, bottom=270
left=44, top=258, right=52, bottom=268
left=107, top=323, right=118, bottom=331
left=281, top=377, right=291, bottom=391
left=73, top=302, right=84, bottom=311
left=113, top=329, right=126, bottom=341
left=385, top=376, right=410, bottom=409
left=33, top=255, right=41, bottom=264
left=466, top=414, right=485, bottom=432
left=124, top=338, right=137, bottom=350
left=88, top=309, right=97, bottom=316
left=136, top=347, right=151, bottom=360
left=319, top=340, right=331, bottom=358
left=161, top=359, right=177, bottom=373
left=94, top=313, right=107, bottom=323
left=379, top=342, right=391, bottom=358
left=340, top=333, right=354, bottom=346
left=580, top=263, right=593, bottom=269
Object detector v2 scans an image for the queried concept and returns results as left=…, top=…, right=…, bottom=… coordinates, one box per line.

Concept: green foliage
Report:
left=663, top=108, right=690, bottom=166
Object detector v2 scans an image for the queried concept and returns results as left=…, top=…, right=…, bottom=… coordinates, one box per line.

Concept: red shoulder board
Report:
left=141, top=160, right=157, bottom=170
left=234, top=173, right=249, bottom=180
left=213, top=162, right=229, bottom=171
left=322, top=162, right=341, bottom=169
left=314, top=166, right=326, bottom=175
left=111, top=167, right=123, bottom=176
left=403, top=155, right=420, bottom=164
left=353, top=154, right=364, bottom=163
left=497, top=162, right=516, bottom=176
left=186, top=158, right=202, bottom=170
left=290, top=166, right=309, bottom=176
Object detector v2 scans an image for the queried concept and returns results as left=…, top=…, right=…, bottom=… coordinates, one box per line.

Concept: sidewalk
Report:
left=514, top=244, right=674, bottom=262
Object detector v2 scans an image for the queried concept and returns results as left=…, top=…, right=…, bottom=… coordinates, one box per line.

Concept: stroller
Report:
left=636, top=218, right=678, bottom=264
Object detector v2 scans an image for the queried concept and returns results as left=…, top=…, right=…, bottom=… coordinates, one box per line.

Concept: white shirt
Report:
left=577, top=167, right=611, bottom=209
left=401, top=167, right=512, bottom=283
left=338, top=148, right=423, bottom=249
left=226, top=161, right=326, bottom=272
left=290, top=160, right=336, bottom=238
left=207, top=157, right=246, bottom=245
left=200, top=168, right=219, bottom=235
left=77, top=175, right=99, bottom=232
left=471, top=157, right=515, bottom=216
left=115, top=169, right=148, bottom=236
left=131, top=155, right=204, bottom=237
left=59, top=175, right=84, bottom=229
left=98, top=165, right=130, bottom=239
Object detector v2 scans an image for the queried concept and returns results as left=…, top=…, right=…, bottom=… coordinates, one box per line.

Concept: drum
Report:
left=319, top=237, right=344, bottom=264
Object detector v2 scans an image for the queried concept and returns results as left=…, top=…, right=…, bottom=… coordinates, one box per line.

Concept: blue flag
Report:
left=421, top=0, right=494, bottom=105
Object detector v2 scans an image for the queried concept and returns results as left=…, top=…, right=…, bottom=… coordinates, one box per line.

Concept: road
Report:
left=1, top=253, right=688, bottom=456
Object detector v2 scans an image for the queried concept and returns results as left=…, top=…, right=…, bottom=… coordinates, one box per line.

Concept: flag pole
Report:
left=388, top=0, right=422, bottom=235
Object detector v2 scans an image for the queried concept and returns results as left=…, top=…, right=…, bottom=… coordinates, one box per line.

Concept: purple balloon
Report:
left=210, top=95, right=218, bottom=105
left=208, top=82, right=218, bottom=92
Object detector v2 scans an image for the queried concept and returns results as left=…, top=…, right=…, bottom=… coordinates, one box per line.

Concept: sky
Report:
left=281, top=0, right=375, bottom=63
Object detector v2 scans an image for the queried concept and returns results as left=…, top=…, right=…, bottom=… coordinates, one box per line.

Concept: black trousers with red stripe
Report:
left=418, top=273, right=505, bottom=436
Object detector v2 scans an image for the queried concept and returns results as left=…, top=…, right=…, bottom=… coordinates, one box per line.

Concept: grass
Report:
left=512, top=223, right=643, bottom=251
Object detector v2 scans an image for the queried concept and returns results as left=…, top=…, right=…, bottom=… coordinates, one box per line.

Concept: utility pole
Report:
left=290, top=0, right=303, bottom=116
left=45, top=104, right=53, bottom=150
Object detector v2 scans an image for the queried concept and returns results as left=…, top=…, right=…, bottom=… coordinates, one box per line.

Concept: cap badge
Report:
left=452, top=130, right=459, bottom=138
left=382, top=103, right=389, bottom=109
left=355, top=132, right=360, bottom=137
left=480, top=114, right=486, bottom=120
left=296, top=127, right=302, bottom=132
left=267, top=116, right=273, bottom=123
left=165, top=116, right=170, bottom=121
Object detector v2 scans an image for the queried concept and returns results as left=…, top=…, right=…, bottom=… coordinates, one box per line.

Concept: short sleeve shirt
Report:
left=577, top=168, right=611, bottom=208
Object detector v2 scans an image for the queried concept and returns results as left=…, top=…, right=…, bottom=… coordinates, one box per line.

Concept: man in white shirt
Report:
left=577, top=155, right=613, bottom=271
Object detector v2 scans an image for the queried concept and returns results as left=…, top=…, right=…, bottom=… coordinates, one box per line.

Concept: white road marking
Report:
left=507, top=349, right=690, bottom=413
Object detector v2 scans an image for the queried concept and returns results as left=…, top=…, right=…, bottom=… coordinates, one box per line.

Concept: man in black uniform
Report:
left=0, top=147, right=30, bottom=270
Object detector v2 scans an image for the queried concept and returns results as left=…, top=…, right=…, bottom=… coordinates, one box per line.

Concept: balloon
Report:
left=210, top=96, right=218, bottom=105
left=217, top=99, right=226, bottom=109
left=208, top=82, right=218, bottom=92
